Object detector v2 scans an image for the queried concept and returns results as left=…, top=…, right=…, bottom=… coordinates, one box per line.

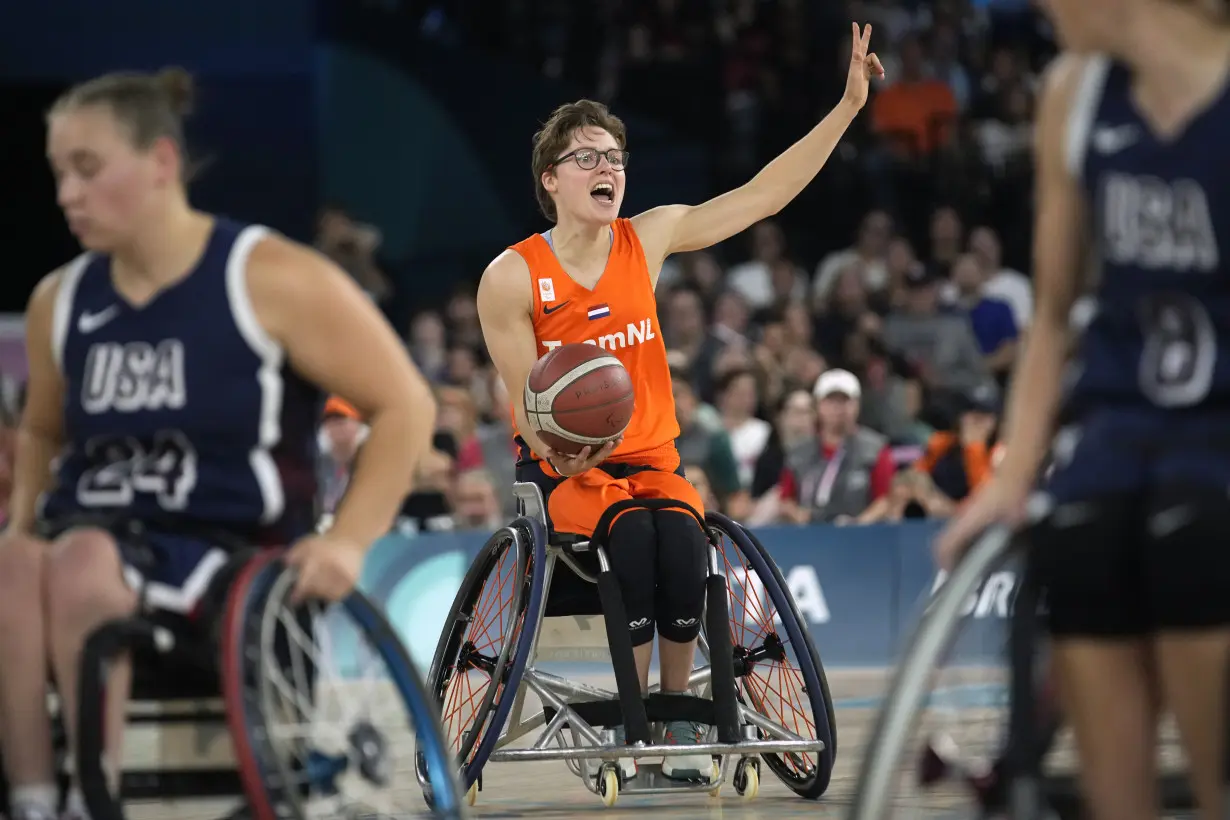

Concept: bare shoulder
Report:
left=242, top=232, right=375, bottom=339
left=1037, top=52, right=1094, bottom=118
left=246, top=231, right=342, bottom=291
left=477, top=249, right=532, bottom=314
left=1035, top=51, right=1105, bottom=176
left=28, top=266, right=66, bottom=315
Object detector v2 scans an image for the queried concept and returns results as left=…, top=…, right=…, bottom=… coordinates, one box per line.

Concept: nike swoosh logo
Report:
left=78, top=305, right=120, bottom=334
left=543, top=301, right=570, bottom=315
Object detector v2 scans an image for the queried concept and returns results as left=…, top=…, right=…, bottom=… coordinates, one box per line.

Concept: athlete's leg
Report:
left=44, top=528, right=138, bottom=801
left=0, top=533, right=58, bottom=816
left=652, top=510, right=706, bottom=693
left=1030, top=495, right=1157, bottom=820
left=1145, top=484, right=1230, bottom=820
left=601, top=509, right=658, bottom=692
left=650, top=508, right=710, bottom=779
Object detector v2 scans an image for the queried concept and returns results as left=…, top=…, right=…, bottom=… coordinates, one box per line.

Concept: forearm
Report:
left=996, top=322, right=1068, bottom=487
left=329, top=403, right=435, bottom=547
left=745, top=100, right=860, bottom=213
left=7, top=428, right=58, bottom=534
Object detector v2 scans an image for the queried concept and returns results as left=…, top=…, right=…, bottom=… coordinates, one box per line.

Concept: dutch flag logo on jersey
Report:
left=587, top=304, right=611, bottom=320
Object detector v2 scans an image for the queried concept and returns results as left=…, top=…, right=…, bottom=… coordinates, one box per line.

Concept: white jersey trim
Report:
left=50, top=253, right=95, bottom=372
left=223, top=225, right=286, bottom=525
left=1064, top=54, right=1111, bottom=181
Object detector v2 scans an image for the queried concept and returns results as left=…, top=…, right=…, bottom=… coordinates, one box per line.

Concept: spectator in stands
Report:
left=672, top=370, right=749, bottom=518
left=452, top=469, right=505, bottom=531
left=929, top=21, right=972, bottom=111
left=683, top=464, right=720, bottom=516
left=712, top=290, right=753, bottom=347
left=318, top=396, right=366, bottom=517
left=781, top=345, right=828, bottom=396
left=777, top=369, right=895, bottom=525
left=665, top=287, right=726, bottom=401
left=715, top=368, right=772, bottom=491
left=746, top=388, right=816, bottom=525
left=446, top=345, right=493, bottom=418
left=914, top=382, right=1000, bottom=504
left=401, top=432, right=457, bottom=533
left=725, top=221, right=807, bottom=310
left=854, top=468, right=954, bottom=524
left=436, top=385, right=485, bottom=471
left=446, top=285, right=484, bottom=349
left=409, top=311, right=449, bottom=383
left=871, top=32, right=958, bottom=159
left=315, top=204, right=392, bottom=304
left=813, top=264, right=880, bottom=370
left=968, top=225, right=1033, bottom=329
left=881, top=263, right=989, bottom=398
left=813, top=210, right=894, bottom=302
left=927, top=205, right=965, bottom=276
left=950, top=252, right=1020, bottom=384
left=476, top=373, right=519, bottom=518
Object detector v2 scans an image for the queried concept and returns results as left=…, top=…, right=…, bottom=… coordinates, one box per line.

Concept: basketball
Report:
left=524, top=343, right=635, bottom=457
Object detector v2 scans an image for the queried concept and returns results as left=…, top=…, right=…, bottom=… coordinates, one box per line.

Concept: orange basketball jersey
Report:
left=509, top=218, right=679, bottom=462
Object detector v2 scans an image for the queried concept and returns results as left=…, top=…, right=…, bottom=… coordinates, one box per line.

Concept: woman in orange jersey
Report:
left=476, top=23, right=883, bottom=782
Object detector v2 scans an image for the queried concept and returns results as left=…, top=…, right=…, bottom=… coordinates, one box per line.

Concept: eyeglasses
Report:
left=552, top=148, right=629, bottom=171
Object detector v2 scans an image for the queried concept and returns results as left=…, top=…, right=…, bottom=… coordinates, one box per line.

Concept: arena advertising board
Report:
left=332, top=519, right=1019, bottom=675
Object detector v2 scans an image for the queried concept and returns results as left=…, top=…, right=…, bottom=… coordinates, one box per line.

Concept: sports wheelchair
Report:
left=416, top=481, right=837, bottom=808
left=847, top=526, right=1212, bottom=820
left=0, top=544, right=463, bottom=820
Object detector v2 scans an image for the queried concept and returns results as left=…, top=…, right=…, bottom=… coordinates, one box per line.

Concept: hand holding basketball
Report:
left=524, top=343, right=635, bottom=465
left=545, top=437, right=623, bottom=477
left=844, top=22, right=884, bottom=110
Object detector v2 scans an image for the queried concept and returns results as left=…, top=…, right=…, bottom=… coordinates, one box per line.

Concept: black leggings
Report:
left=605, top=508, right=708, bottom=647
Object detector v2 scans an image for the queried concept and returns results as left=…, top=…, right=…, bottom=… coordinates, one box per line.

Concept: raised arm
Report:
left=247, top=237, right=437, bottom=550
left=7, top=272, right=67, bottom=534
left=476, top=252, right=617, bottom=477
left=631, top=23, right=884, bottom=277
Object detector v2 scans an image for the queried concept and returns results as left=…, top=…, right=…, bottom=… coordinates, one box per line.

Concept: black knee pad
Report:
left=652, top=510, right=708, bottom=643
left=605, top=509, right=657, bottom=646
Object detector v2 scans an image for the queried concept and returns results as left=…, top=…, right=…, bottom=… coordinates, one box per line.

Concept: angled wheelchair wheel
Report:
left=704, top=512, right=837, bottom=799
left=221, top=550, right=464, bottom=820
left=423, top=517, right=547, bottom=794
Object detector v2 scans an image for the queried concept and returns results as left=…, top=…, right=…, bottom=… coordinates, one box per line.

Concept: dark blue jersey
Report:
left=40, top=219, right=322, bottom=545
left=1066, top=56, right=1230, bottom=413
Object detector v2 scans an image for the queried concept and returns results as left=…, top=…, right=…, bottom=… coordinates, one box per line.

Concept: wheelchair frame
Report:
left=846, top=525, right=1208, bottom=820
left=425, top=481, right=831, bottom=807
left=67, top=549, right=463, bottom=820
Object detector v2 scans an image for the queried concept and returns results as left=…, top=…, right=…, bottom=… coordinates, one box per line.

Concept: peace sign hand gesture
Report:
left=844, top=22, right=885, bottom=110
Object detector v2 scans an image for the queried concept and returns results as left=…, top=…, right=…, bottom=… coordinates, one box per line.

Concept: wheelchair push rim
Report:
left=706, top=512, right=838, bottom=799
left=221, top=550, right=463, bottom=819
left=423, top=517, right=547, bottom=791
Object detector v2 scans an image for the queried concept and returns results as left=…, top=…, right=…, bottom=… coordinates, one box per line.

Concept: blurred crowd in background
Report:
left=0, top=0, right=1055, bottom=534
left=311, top=0, right=1055, bottom=532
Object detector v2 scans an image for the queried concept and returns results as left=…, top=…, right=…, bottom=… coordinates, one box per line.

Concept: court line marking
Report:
left=834, top=682, right=1006, bottom=710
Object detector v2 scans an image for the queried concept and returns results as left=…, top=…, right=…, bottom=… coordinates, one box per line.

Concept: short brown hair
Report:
left=531, top=100, right=627, bottom=223
left=49, top=67, right=198, bottom=179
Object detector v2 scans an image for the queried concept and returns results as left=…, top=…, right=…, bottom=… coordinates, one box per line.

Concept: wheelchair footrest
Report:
left=543, top=692, right=712, bottom=729
left=488, top=738, right=824, bottom=763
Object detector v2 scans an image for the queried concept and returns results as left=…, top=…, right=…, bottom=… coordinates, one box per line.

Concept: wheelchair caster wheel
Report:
left=465, top=781, right=478, bottom=806
left=734, top=758, right=760, bottom=799
left=706, top=760, right=723, bottom=796
left=598, top=764, right=620, bottom=807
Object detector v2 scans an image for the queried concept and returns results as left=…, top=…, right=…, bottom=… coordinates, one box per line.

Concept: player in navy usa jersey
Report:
left=0, top=69, right=436, bottom=820
left=936, top=2, right=1230, bottom=818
